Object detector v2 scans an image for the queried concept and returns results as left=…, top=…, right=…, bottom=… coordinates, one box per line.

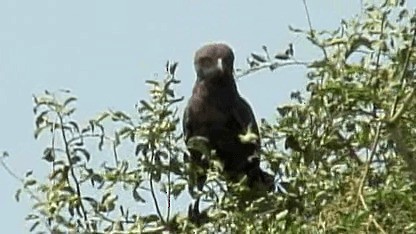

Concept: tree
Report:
left=2, top=0, right=416, bottom=232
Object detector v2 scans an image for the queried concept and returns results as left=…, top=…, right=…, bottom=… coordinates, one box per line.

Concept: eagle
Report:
left=182, top=43, right=274, bottom=222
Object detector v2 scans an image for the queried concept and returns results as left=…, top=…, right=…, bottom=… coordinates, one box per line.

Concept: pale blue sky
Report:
left=0, top=0, right=376, bottom=232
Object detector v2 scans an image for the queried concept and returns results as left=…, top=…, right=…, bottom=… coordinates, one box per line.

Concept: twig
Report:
left=235, top=60, right=308, bottom=79
left=389, top=125, right=416, bottom=181
left=0, top=154, right=45, bottom=203
left=58, top=115, right=89, bottom=222
left=385, top=23, right=416, bottom=181
left=68, top=133, right=114, bottom=145
left=357, top=123, right=380, bottom=199
left=302, top=0, right=315, bottom=38
left=389, top=25, right=416, bottom=121
left=51, top=116, right=58, bottom=176
left=166, top=135, right=172, bottom=222
left=369, top=12, right=386, bottom=120
left=67, top=132, right=119, bottom=165
left=149, top=149, right=166, bottom=225
left=301, top=0, right=331, bottom=61
left=0, top=154, right=24, bottom=183
left=356, top=123, right=386, bottom=234
left=112, top=141, right=119, bottom=166
left=389, top=89, right=416, bottom=123
left=301, top=0, right=329, bottom=104
left=369, top=214, right=387, bottom=234
left=0, top=154, right=54, bottom=232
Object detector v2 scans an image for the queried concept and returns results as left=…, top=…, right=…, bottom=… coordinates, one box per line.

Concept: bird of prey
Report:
left=182, top=43, right=274, bottom=222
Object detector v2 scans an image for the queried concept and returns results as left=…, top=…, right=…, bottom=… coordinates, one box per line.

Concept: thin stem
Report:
left=0, top=155, right=24, bottom=184
left=51, top=116, right=58, bottom=176
left=58, top=114, right=89, bottom=223
left=149, top=148, right=166, bottom=225
left=0, top=155, right=53, bottom=232
left=68, top=132, right=119, bottom=165
left=356, top=123, right=386, bottom=234
left=166, top=135, right=172, bottom=222
left=302, top=0, right=315, bottom=38
left=370, top=13, right=386, bottom=118
left=112, top=142, right=119, bottom=166
left=390, top=25, right=416, bottom=121
left=235, top=60, right=308, bottom=79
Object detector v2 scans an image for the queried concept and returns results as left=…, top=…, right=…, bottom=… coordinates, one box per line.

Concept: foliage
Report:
left=2, top=0, right=416, bottom=232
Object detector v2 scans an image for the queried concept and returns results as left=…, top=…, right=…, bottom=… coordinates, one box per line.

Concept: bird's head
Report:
left=194, top=43, right=235, bottom=81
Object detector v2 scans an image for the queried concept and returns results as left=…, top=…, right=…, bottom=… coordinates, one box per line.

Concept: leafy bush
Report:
left=3, top=0, right=416, bottom=232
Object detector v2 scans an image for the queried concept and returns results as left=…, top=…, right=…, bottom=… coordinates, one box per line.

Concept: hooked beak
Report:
left=216, top=58, right=223, bottom=72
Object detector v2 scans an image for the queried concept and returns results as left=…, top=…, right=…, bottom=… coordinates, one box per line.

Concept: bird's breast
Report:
left=188, top=82, right=239, bottom=137
left=192, top=101, right=227, bottom=125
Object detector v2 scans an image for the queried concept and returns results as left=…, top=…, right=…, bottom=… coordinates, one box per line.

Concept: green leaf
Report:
left=29, top=221, right=40, bottom=232
left=35, top=110, right=48, bottom=128
left=133, top=188, right=146, bottom=203
left=15, top=189, right=21, bottom=202
left=34, top=125, right=49, bottom=139
left=275, top=209, right=288, bottom=221
left=95, top=112, right=110, bottom=123
left=42, top=148, right=55, bottom=162
left=68, top=121, right=80, bottom=133
left=63, top=97, right=77, bottom=107
left=145, top=80, right=160, bottom=86
left=288, top=25, right=304, bottom=33
left=74, top=148, right=90, bottom=161
left=251, top=53, right=267, bottom=63
left=24, top=179, right=36, bottom=187
left=171, top=182, right=186, bottom=198
left=111, top=111, right=131, bottom=121
left=25, top=170, right=33, bottom=177
left=139, top=100, right=153, bottom=112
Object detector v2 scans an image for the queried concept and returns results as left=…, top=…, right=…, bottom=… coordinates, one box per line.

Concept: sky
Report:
left=0, top=0, right=375, bottom=232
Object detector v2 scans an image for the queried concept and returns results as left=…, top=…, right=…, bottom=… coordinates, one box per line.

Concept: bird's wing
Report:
left=231, top=96, right=261, bottom=147
left=182, top=103, right=191, bottom=143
